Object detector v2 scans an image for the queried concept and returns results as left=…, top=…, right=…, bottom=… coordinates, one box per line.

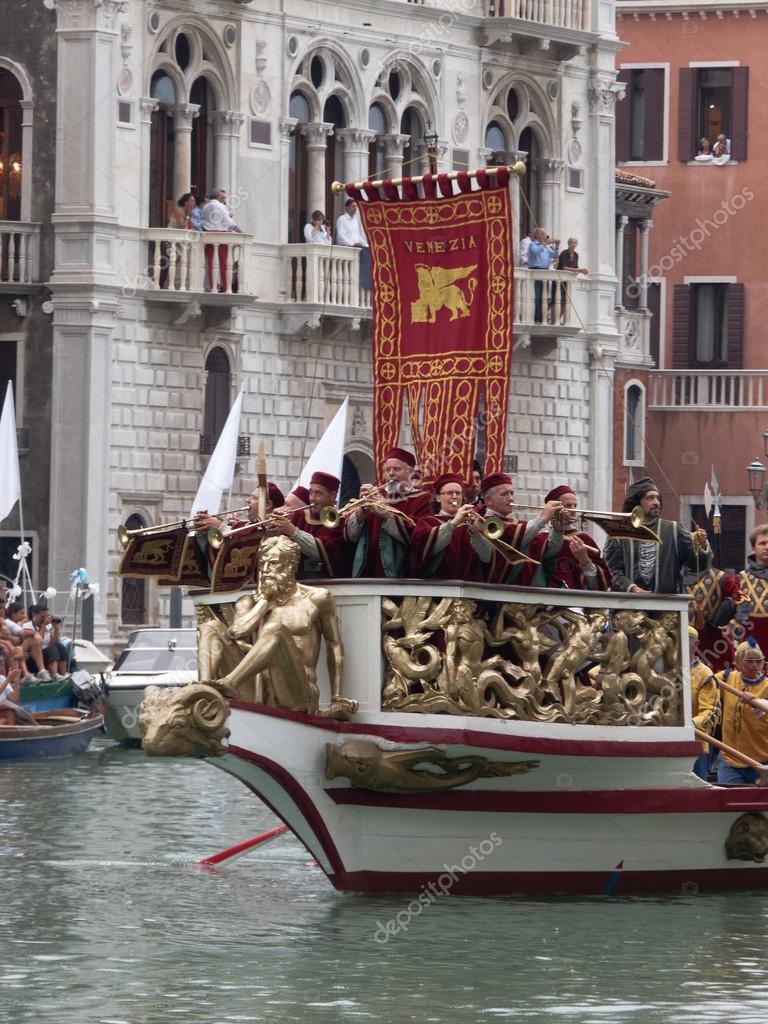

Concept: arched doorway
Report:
left=0, top=69, right=22, bottom=222
left=149, top=70, right=177, bottom=227
left=288, top=91, right=310, bottom=243
left=323, top=95, right=346, bottom=223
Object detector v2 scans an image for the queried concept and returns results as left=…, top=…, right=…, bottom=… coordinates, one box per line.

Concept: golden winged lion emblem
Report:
left=410, top=263, right=478, bottom=324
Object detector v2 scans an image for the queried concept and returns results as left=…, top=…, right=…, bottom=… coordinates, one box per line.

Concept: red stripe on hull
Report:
left=327, top=786, right=768, bottom=814
left=330, top=866, right=768, bottom=897
left=228, top=701, right=701, bottom=758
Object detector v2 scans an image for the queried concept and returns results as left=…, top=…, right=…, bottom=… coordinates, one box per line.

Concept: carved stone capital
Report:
left=279, top=116, right=298, bottom=141
left=381, top=133, right=409, bottom=159
left=588, top=80, right=626, bottom=114
left=169, top=103, right=201, bottom=132
left=211, top=110, right=245, bottom=136
left=301, top=121, right=335, bottom=150
left=53, top=0, right=127, bottom=31
left=140, top=97, right=159, bottom=123
left=337, top=127, right=376, bottom=153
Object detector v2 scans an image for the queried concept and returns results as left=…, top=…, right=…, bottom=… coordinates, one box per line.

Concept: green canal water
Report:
left=2, top=739, right=767, bottom=1024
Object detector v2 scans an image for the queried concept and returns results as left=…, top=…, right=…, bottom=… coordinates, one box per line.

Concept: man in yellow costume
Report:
left=717, top=638, right=768, bottom=785
left=688, top=626, right=720, bottom=780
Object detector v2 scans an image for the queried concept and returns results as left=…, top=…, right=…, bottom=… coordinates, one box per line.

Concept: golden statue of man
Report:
left=213, top=535, right=353, bottom=716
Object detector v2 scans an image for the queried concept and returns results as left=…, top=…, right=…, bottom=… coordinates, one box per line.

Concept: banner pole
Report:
left=332, top=162, right=526, bottom=195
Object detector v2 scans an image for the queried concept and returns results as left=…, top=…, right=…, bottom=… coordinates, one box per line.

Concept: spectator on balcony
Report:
left=556, top=238, right=588, bottom=325
left=304, top=210, right=332, bottom=245
left=694, top=137, right=713, bottom=163
left=527, top=228, right=558, bottom=324
left=336, top=198, right=372, bottom=291
left=518, top=231, right=531, bottom=267
left=202, top=189, right=242, bottom=293
left=191, top=194, right=204, bottom=231
left=169, top=192, right=198, bottom=231
left=712, top=134, right=731, bottom=166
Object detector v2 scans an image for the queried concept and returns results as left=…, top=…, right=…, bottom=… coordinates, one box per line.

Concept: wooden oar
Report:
left=694, top=729, right=768, bottom=786
left=715, top=676, right=768, bottom=717
left=196, top=823, right=289, bottom=866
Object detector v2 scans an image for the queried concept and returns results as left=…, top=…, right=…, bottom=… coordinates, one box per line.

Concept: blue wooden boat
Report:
left=18, top=677, right=74, bottom=712
left=0, top=708, right=104, bottom=760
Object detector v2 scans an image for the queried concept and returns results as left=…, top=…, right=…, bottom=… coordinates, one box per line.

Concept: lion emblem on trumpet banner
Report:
left=410, top=263, right=478, bottom=323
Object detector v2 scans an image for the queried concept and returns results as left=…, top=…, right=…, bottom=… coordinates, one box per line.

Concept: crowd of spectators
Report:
left=0, top=597, right=71, bottom=702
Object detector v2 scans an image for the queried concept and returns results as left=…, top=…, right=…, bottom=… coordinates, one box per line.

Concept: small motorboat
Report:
left=0, top=707, right=104, bottom=761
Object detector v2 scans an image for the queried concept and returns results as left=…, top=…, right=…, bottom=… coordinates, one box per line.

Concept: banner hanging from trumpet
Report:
left=351, top=169, right=514, bottom=482
left=119, top=526, right=188, bottom=580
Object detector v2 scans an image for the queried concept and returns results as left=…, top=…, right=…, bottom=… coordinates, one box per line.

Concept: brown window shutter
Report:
left=615, top=70, right=631, bottom=163
left=726, top=283, right=744, bottom=368
left=678, top=68, right=696, bottom=162
left=622, top=224, right=638, bottom=309
left=731, top=67, right=749, bottom=161
left=672, top=283, right=694, bottom=368
left=643, top=69, right=665, bottom=161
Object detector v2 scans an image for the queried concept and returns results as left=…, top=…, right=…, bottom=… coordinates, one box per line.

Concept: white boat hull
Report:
left=208, top=701, right=768, bottom=896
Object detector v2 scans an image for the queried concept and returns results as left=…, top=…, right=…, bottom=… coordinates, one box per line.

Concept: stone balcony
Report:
left=479, top=0, right=592, bottom=58
left=138, top=233, right=586, bottom=338
left=648, top=371, right=768, bottom=411
left=0, top=221, right=41, bottom=292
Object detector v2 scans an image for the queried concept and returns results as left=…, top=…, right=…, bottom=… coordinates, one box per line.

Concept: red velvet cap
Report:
left=481, top=472, right=513, bottom=493
left=291, top=486, right=310, bottom=504
left=310, top=471, right=340, bottom=492
left=384, top=447, right=416, bottom=469
left=544, top=484, right=575, bottom=503
left=433, top=473, right=465, bottom=494
left=268, top=483, right=285, bottom=507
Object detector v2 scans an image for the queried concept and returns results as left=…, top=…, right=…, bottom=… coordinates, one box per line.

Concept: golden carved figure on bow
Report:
left=410, top=263, right=478, bottom=323
left=140, top=683, right=231, bottom=758
left=209, top=536, right=357, bottom=717
left=325, top=738, right=538, bottom=791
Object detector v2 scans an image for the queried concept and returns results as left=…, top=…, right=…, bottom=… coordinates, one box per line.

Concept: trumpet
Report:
left=206, top=504, right=315, bottom=548
left=510, top=503, right=648, bottom=530
left=117, top=518, right=190, bottom=548
left=458, top=510, right=540, bottom=567
left=320, top=484, right=419, bottom=529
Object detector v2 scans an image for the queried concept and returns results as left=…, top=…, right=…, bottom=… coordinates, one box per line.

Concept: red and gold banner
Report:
left=356, top=171, right=513, bottom=481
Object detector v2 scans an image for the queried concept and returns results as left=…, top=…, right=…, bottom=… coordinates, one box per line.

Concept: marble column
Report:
left=169, top=103, right=200, bottom=202
left=534, top=158, right=565, bottom=239
left=587, top=341, right=617, bottom=513
left=301, top=122, right=334, bottom=219
left=381, top=133, right=409, bottom=180
left=638, top=219, right=651, bottom=310
left=211, top=110, right=245, bottom=197
left=139, top=98, right=159, bottom=227
left=279, top=117, right=297, bottom=241
left=337, top=128, right=376, bottom=186
left=19, top=99, right=34, bottom=222
left=615, top=215, right=628, bottom=308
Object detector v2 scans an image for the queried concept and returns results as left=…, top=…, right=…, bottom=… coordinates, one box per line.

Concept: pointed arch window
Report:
left=202, top=347, right=231, bottom=452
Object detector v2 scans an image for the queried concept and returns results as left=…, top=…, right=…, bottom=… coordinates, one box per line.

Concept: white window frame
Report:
left=623, top=378, right=646, bottom=467
left=617, top=62, right=670, bottom=166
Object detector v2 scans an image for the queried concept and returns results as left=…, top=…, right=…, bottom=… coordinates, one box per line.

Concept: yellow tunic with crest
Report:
left=690, top=659, right=720, bottom=752
left=717, top=669, right=768, bottom=766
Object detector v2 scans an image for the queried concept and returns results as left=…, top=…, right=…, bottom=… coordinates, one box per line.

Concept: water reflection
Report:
left=2, top=740, right=768, bottom=1023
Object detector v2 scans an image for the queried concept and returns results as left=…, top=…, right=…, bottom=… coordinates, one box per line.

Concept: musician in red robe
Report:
left=480, top=473, right=560, bottom=585
left=410, top=474, right=492, bottom=581
left=274, top=471, right=352, bottom=579
left=347, top=447, right=431, bottom=578
left=537, top=485, right=610, bottom=590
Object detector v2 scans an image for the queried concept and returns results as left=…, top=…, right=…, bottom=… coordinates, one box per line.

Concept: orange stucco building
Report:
left=613, top=0, right=768, bottom=569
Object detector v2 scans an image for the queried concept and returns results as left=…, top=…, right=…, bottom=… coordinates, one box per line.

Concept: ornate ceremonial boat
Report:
left=141, top=574, right=768, bottom=897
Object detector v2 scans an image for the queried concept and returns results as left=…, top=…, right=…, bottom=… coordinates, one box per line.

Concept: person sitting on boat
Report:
left=5, top=602, right=48, bottom=680
left=26, top=605, right=69, bottom=679
left=346, top=447, right=431, bottom=578
left=410, top=474, right=493, bottom=581
left=604, top=477, right=711, bottom=594
left=479, top=473, right=561, bottom=585
left=272, top=471, right=353, bottom=580
left=688, top=626, right=721, bottom=781
left=532, top=484, right=610, bottom=591
left=739, top=525, right=768, bottom=654
left=684, top=566, right=745, bottom=672
left=717, top=638, right=768, bottom=785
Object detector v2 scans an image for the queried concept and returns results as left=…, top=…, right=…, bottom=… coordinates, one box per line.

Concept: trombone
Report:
left=462, top=510, right=541, bottom=567
left=509, top=503, right=649, bottom=529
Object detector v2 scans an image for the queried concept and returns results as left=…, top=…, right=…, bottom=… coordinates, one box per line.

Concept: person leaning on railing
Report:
left=304, top=210, right=332, bottom=245
left=201, top=188, right=242, bottom=292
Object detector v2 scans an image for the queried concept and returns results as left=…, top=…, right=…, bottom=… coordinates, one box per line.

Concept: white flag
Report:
left=190, top=390, right=244, bottom=517
left=295, top=398, right=349, bottom=491
left=703, top=481, right=713, bottom=519
left=0, top=382, right=21, bottom=522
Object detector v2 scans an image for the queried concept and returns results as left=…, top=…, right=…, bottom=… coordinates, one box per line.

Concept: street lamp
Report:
left=747, top=457, right=766, bottom=508
left=423, top=120, right=438, bottom=175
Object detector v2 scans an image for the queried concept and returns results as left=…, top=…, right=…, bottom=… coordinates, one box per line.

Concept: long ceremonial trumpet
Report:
left=117, top=518, right=190, bottom=548
left=510, top=503, right=648, bottom=529
left=320, top=484, right=421, bottom=529
left=206, top=504, right=318, bottom=549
